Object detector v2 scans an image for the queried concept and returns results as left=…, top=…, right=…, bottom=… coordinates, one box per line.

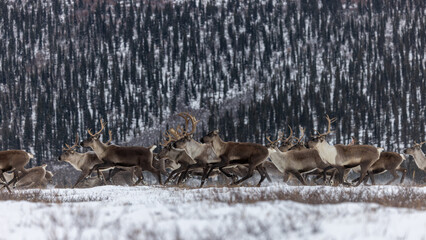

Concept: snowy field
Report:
left=0, top=183, right=425, bottom=240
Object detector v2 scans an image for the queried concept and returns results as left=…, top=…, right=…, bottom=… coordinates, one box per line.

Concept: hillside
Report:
left=0, top=0, right=424, bottom=172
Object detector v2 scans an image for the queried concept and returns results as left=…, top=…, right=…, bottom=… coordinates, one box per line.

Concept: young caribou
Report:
left=404, top=141, right=426, bottom=182
left=307, top=115, right=384, bottom=186
left=0, top=149, right=34, bottom=191
left=16, top=164, right=52, bottom=189
left=3, top=164, right=53, bottom=189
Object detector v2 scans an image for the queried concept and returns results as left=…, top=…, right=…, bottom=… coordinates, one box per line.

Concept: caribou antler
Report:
left=105, top=130, right=113, bottom=145
left=348, top=136, right=357, bottom=146
left=63, top=133, right=80, bottom=151
left=177, top=112, right=200, bottom=137
left=266, top=132, right=284, bottom=146
left=161, top=113, right=200, bottom=147
left=182, top=112, right=200, bottom=137
left=168, top=128, right=182, bottom=140
left=312, top=114, right=337, bottom=138
left=282, top=125, right=293, bottom=143
left=161, top=130, right=178, bottom=146
left=178, top=113, right=190, bottom=133
left=414, top=141, right=426, bottom=147
left=88, top=119, right=107, bottom=137
left=296, top=127, right=305, bottom=144
left=176, top=125, right=186, bottom=137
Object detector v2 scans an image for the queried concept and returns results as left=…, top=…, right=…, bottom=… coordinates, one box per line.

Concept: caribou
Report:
left=157, top=143, right=197, bottom=185
left=165, top=113, right=224, bottom=187
left=80, top=119, right=162, bottom=185
left=404, top=141, right=426, bottom=181
left=11, top=164, right=52, bottom=189
left=169, top=113, right=275, bottom=186
left=4, top=164, right=53, bottom=189
left=159, top=113, right=249, bottom=186
left=307, top=115, right=384, bottom=186
left=200, top=130, right=269, bottom=186
left=266, top=128, right=329, bottom=185
left=58, top=133, right=111, bottom=188
left=352, top=152, right=407, bottom=185
left=277, top=126, right=296, bottom=152
left=0, top=149, right=34, bottom=191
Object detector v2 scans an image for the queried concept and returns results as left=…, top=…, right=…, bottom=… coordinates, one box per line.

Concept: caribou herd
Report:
left=0, top=113, right=425, bottom=191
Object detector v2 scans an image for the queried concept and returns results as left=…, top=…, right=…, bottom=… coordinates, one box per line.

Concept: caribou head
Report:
left=200, top=130, right=220, bottom=144
left=58, top=134, right=80, bottom=161
left=45, top=170, right=54, bottom=183
left=80, top=119, right=112, bottom=149
left=307, top=114, right=336, bottom=148
left=158, top=112, right=198, bottom=157
left=403, top=141, right=426, bottom=155
left=277, top=126, right=295, bottom=152
left=172, top=112, right=200, bottom=149
left=287, top=127, right=307, bottom=151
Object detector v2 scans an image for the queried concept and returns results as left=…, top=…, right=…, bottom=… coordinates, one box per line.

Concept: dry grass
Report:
left=0, top=190, right=62, bottom=203
left=0, top=189, right=105, bottom=203
left=0, top=184, right=424, bottom=210
left=207, top=186, right=426, bottom=210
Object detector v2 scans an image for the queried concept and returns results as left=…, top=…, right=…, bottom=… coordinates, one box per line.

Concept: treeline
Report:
left=0, top=0, right=424, bottom=168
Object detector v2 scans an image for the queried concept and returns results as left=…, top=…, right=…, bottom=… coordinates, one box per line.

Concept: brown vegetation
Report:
left=207, top=186, right=426, bottom=210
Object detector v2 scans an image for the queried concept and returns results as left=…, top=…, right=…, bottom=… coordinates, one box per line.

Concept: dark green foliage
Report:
left=0, top=0, right=424, bottom=176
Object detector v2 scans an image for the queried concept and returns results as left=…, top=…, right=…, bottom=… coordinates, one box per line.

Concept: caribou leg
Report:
left=0, top=183, right=11, bottom=193
left=0, top=171, right=9, bottom=184
left=335, top=166, right=346, bottom=186
left=398, top=167, right=407, bottom=184
left=72, top=170, right=91, bottom=188
left=367, top=172, right=375, bottom=185
left=165, top=164, right=189, bottom=185
left=355, top=160, right=376, bottom=187
left=288, top=170, right=307, bottom=185
left=106, top=168, right=125, bottom=183
left=265, top=170, right=272, bottom=182
left=321, top=166, right=334, bottom=182
left=385, top=169, right=400, bottom=185
left=233, top=166, right=254, bottom=185
left=283, top=172, right=291, bottom=182
left=203, top=156, right=230, bottom=185
left=87, top=162, right=117, bottom=185
left=143, top=165, right=162, bottom=185
left=0, top=171, right=11, bottom=192
left=177, top=165, right=191, bottom=185
left=255, top=165, right=268, bottom=186
left=133, top=171, right=146, bottom=186
left=200, top=165, right=210, bottom=187
left=3, top=170, right=19, bottom=188
left=169, top=160, right=207, bottom=186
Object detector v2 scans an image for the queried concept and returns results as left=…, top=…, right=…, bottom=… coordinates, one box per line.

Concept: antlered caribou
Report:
left=307, top=115, right=384, bottom=186
left=80, top=119, right=162, bottom=185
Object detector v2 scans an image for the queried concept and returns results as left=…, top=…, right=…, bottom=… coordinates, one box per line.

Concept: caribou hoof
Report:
left=230, top=180, right=240, bottom=186
left=232, top=175, right=239, bottom=183
left=343, top=182, right=353, bottom=187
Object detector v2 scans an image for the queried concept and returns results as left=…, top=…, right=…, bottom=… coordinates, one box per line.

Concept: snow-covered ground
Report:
left=0, top=183, right=425, bottom=240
